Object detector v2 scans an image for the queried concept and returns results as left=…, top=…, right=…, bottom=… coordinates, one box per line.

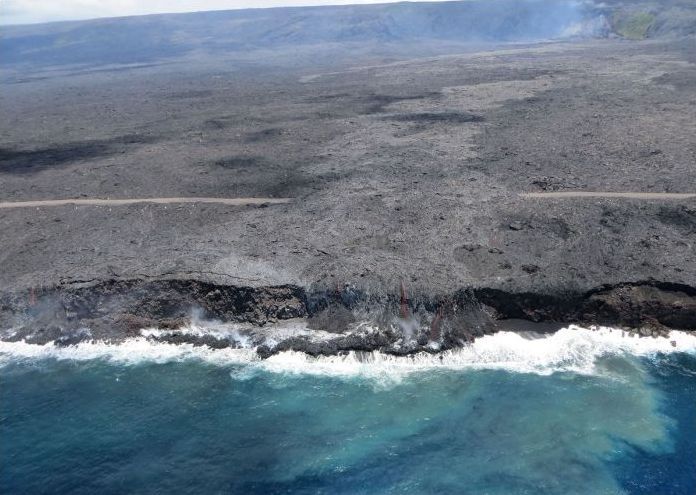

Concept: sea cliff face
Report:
left=2, top=279, right=695, bottom=357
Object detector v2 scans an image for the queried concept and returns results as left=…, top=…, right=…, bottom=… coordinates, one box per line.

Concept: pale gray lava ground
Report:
left=2, top=38, right=695, bottom=301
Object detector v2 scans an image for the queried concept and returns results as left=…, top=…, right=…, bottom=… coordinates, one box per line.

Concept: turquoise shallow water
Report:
left=1, top=341, right=695, bottom=494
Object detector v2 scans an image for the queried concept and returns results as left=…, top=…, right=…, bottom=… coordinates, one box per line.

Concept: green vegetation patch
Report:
left=613, top=11, right=655, bottom=40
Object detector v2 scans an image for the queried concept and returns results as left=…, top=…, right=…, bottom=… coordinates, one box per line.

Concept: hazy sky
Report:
left=1, top=0, right=447, bottom=25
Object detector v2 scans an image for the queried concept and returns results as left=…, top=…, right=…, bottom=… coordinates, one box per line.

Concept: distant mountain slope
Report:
left=604, top=0, right=696, bottom=39
left=0, top=0, right=605, bottom=67
left=2, top=0, right=693, bottom=69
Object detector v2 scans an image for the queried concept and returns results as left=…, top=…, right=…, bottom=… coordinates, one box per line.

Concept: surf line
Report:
left=520, top=192, right=696, bottom=200
left=0, top=197, right=293, bottom=209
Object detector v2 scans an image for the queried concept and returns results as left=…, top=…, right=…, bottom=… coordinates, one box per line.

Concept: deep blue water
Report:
left=1, top=349, right=695, bottom=494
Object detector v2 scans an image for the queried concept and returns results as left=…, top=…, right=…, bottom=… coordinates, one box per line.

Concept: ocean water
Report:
left=1, top=327, right=695, bottom=494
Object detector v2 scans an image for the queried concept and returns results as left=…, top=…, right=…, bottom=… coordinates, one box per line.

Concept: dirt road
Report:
left=0, top=197, right=293, bottom=209
left=520, top=192, right=696, bottom=200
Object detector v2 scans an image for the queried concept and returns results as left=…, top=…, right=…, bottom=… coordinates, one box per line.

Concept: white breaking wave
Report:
left=0, top=338, right=257, bottom=367
left=1, top=326, right=695, bottom=381
left=259, top=326, right=696, bottom=380
left=141, top=319, right=341, bottom=348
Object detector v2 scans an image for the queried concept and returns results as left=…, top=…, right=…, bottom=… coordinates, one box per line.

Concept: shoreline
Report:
left=2, top=326, right=695, bottom=380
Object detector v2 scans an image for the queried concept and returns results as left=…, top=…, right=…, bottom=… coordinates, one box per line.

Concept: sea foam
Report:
left=1, top=326, right=695, bottom=380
